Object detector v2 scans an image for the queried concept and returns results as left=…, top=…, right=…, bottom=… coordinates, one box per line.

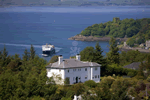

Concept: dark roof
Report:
left=46, top=59, right=101, bottom=69
left=123, top=61, right=146, bottom=70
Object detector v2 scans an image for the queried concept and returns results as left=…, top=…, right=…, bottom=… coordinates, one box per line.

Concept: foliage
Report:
left=0, top=43, right=150, bottom=100
left=84, top=80, right=97, bottom=88
left=80, top=18, right=150, bottom=44
left=119, top=50, right=148, bottom=66
left=146, top=76, right=150, bottom=82
left=80, top=46, right=95, bottom=62
left=80, top=42, right=107, bottom=76
left=71, top=83, right=85, bottom=96
left=30, top=44, right=35, bottom=60
left=49, top=55, right=59, bottom=63
left=106, top=37, right=120, bottom=64
left=64, top=77, right=70, bottom=85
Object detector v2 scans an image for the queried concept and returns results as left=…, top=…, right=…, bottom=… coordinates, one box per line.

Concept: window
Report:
left=59, top=69, right=61, bottom=72
left=85, top=68, right=87, bottom=71
left=98, top=75, right=99, bottom=78
left=79, top=77, right=80, bottom=80
left=95, top=67, right=97, bottom=71
left=78, top=68, right=81, bottom=71
left=92, top=76, right=94, bottom=79
left=68, top=69, right=69, bottom=73
left=85, top=76, right=87, bottom=79
left=73, top=69, right=76, bottom=71
left=73, top=77, right=75, bottom=81
left=95, top=75, right=97, bottom=78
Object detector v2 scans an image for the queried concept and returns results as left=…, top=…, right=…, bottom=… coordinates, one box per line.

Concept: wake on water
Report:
left=0, top=43, right=62, bottom=53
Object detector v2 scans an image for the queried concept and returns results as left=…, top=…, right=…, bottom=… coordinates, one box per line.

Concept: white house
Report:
left=46, top=54, right=101, bottom=85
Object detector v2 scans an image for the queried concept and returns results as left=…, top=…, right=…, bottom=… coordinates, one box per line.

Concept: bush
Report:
left=127, top=71, right=137, bottom=77
left=64, top=77, right=70, bottom=85
left=147, top=76, right=150, bottom=82
left=66, top=90, right=75, bottom=99
left=135, top=75, right=145, bottom=80
left=49, top=55, right=58, bottom=63
left=84, top=80, right=97, bottom=88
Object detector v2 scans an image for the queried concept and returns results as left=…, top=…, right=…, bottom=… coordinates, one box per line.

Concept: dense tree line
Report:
left=1, top=38, right=150, bottom=99
left=80, top=17, right=150, bottom=47
left=2, top=0, right=150, bottom=7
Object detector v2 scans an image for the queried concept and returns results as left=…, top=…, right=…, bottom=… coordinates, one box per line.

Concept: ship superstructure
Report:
left=42, top=43, right=55, bottom=56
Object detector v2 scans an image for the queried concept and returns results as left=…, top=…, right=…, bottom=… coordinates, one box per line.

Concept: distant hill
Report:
left=0, top=0, right=150, bottom=6
left=79, top=17, right=150, bottom=47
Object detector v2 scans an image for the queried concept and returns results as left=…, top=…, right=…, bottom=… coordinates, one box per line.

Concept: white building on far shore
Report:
left=46, top=54, right=101, bottom=85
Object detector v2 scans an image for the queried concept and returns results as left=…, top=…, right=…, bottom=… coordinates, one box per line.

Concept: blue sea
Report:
left=0, top=6, right=150, bottom=61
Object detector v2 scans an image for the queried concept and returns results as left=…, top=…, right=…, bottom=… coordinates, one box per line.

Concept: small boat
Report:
left=54, top=20, right=55, bottom=23
left=42, top=54, right=49, bottom=57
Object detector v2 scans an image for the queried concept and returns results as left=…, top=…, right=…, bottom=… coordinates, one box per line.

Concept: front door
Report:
left=76, top=77, right=78, bottom=83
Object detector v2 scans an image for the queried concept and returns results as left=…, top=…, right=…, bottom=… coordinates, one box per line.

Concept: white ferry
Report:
left=42, top=43, right=55, bottom=57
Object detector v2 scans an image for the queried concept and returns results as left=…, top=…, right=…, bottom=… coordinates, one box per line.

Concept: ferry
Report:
left=42, top=43, right=55, bottom=56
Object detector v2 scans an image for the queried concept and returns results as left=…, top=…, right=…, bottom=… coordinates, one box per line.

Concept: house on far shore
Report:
left=139, top=43, right=145, bottom=48
left=123, top=61, right=146, bottom=70
left=145, top=40, right=150, bottom=49
left=124, top=41, right=127, bottom=47
left=46, top=54, right=101, bottom=85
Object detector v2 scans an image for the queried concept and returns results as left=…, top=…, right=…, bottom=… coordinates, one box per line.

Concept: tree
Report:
left=93, top=42, right=104, bottom=64
left=80, top=47, right=95, bottom=61
left=126, top=38, right=135, bottom=47
left=84, top=80, right=97, bottom=88
left=106, top=37, right=120, bottom=64
left=2, top=45, right=8, bottom=61
left=22, top=48, right=29, bottom=62
left=30, top=44, right=35, bottom=60
left=49, top=55, right=58, bottom=63
left=71, top=83, right=85, bottom=96
left=64, top=77, right=70, bottom=85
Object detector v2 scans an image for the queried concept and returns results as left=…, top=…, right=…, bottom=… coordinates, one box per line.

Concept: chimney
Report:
left=76, top=54, right=80, bottom=61
left=63, top=60, right=65, bottom=68
left=58, top=55, right=63, bottom=65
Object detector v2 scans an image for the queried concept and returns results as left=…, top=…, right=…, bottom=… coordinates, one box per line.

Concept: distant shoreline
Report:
left=119, top=46, right=150, bottom=53
left=0, top=5, right=150, bottom=8
left=68, top=35, right=128, bottom=42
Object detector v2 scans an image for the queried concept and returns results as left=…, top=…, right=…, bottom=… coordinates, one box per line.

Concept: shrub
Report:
left=127, top=71, right=136, bottom=77
left=84, top=80, right=97, bottom=88
left=64, top=77, right=70, bottom=85
left=147, top=76, right=150, bottom=82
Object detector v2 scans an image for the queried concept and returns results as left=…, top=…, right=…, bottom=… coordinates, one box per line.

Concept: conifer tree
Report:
left=30, top=44, right=35, bottom=60
left=2, top=45, right=8, bottom=61
left=106, top=37, right=120, bottom=64
left=22, top=48, right=29, bottom=61
left=93, top=42, right=104, bottom=64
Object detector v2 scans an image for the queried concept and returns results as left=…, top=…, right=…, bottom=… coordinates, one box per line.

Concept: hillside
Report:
left=0, top=0, right=150, bottom=6
left=79, top=17, right=150, bottom=45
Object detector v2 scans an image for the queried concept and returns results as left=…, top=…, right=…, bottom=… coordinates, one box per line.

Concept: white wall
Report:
left=92, top=67, right=100, bottom=83
left=46, top=66, right=100, bottom=85
left=64, top=66, right=100, bottom=84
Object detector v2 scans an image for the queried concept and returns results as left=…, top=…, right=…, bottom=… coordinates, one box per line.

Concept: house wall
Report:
left=146, top=40, right=150, bottom=47
left=47, top=68, right=65, bottom=84
left=64, top=66, right=100, bottom=84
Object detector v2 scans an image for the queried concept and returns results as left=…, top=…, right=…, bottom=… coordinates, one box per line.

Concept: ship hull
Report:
left=42, top=49, right=55, bottom=56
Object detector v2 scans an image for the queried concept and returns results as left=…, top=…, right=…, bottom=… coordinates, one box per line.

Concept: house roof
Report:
left=46, top=59, right=101, bottom=69
left=123, top=61, right=146, bottom=70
